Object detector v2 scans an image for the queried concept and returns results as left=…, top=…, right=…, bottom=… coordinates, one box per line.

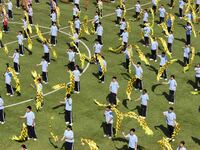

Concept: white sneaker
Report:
left=69, top=123, right=73, bottom=126
left=172, top=139, right=175, bottom=142
left=164, top=78, right=167, bottom=81
left=195, top=89, right=198, bottom=91
left=65, top=122, right=69, bottom=125
left=155, top=60, right=157, bottom=62
left=33, top=138, right=37, bottom=141
left=10, top=95, right=14, bottom=97
left=108, top=136, right=112, bottom=139
left=104, top=135, right=107, bottom=137
left=1, top=121, right=5, bottom=124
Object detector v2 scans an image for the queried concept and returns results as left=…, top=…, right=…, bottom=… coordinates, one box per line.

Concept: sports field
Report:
left=0, top=0, right=200, bottom=149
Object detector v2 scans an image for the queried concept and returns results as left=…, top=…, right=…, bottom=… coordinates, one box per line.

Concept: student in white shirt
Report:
left=167, top=31, right=174, bottom=53
left=185, top=22, right=192, bottom=45
left=7, top=0, right=13, bottom=20
left=109, top=76, right=119, bottom=105
left=74, top=0, right=80, bottom=10
left=50, top=23, right=58, bottom=46
left=4, top=68, right=14, bottom=97
left=60, top=94, right=73, bottom=126
left=122, top=128, right=138, bottom=150
left=158, top=5, right=166, bottom=24
left=119, top=18, right=126, bottom=35
left=9, top=49, right=20, bottom=74
left=72, top=5, right=79, bottom=21
left=163, top=107, right=176, bottom=139
left=61, top=125, right=74, bottom=150
left=194, top=63, right=200, bottom=91
left=123, top=45, right=131, bottom=72
left=135, top=1, right=141, bottom=19
left=104, top=106, right=113, bottom=139
left=150, top=37, right=158, bottom=62
left=96, top=22, right=103, bottom=44
left=73, top=65, right=81, bottom=93
left=121, top=28, right=129, bottom=51
left=142, top=23, right=151, bottom=46
left=183, top=44, right=190, bottom=66
left=179, top=0, right=185, bottom=18
left=163, top=75, right=177, bottom=104
left=93, top=11, right=100, bottom=31
left=132, top=61, right=143, bottom=91
left=22, top=17, right=30, bottom=39
left=115, top=6, right=122, bottom=25
left=17, top=31, right=24, bottom=56
left=143, top=9, right=149, bottom=24
left=0, top=96, right=5, bottom=124
left=20, top=106, right=37, bottom=140
left=177, top=141, right=187, bottom=150
left=74, top=17, right=81, bottom=34
left=37, top=57, right=48, bottom=84
left=152, top=0, right=157, bottom=13
left=158, top=52, right=168, bottom=80
left=98, top=55, right=107, bottom=83
left=67, top=48, right=76, bottom=71
left=28, top=4, right=33, bottom=25
left=42, top=41, right=50, bottom=63
left=51, top=10, right=57, bottom=25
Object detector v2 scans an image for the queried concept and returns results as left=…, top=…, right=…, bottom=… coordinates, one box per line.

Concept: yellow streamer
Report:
left=11, top=123, right=28, bottom=142
left=126, top=76, right=137, bottom=100
left=183, top=47, right=195, bottom=72
left=81, top=138, right=99, bottom=150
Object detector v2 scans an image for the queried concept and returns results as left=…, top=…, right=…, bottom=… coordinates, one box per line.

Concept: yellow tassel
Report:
left=97, top=54, right=107, bottom=78
left=183, top=47, right=195, bottom=72
left=11, top=123, right=28, bottom=142
left=8, top=67, right=21, bottom=94
left=126, top=76, right=137, bottom=100
left=81, top=138, right=99, bottom=150
left=3, top=45, right=9, bottom=55
left=28, top=38, right=33, bottom=51
left=0, top=30, right=3, bottom=40
left=158, top=137, right=173, bottom=150
left=133, top=45, right=150, bottom=65
left=160, top=23, right=169, bottom=36
left=157, top=37, right=172, bottom=58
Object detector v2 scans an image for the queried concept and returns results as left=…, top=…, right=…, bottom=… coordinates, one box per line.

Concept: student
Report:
left=93, top=11, right=100, bottom=31
left=98, top=56, right=107, bottom=83
left=21, top=144, right=28, bottom=150
left=109, top=76, right=119, bottom=105
left=0, top=96, right=5, bottom=124
left=158, top=52, right=168, bottom=80
left=16, top=0, right=20, bottom=9
left=122, top=128, right=138, bottom=150
left=115, top=6, right=122, bottom=25
left=50, top=23, right=58, bottom=46
left=179, top=0, right=185, bottom=19
left=185, top=22, right=192, bottom=45
left=121, top=28, right=129, bottom=51
left=67, top=48, right=76, bottom=71
left=17, top=31, right=24, bottom=56
left=74, top=17, right=81, bottom=34
left=167, top=31, right=174, bottom=53
left=28, top=4, right=33, bottom=25
left=177, top=141, right=187, bottom=150
left=152, top=0, right=157, bottom=13
left=42, top=41, right=50, bottom=64
left=22, top=17, right=29, bottom=39
left=9, top=49, right=20, bottom=74
left=132, top=61, right=143, bottom=91
left=163, top=75, right=177, bottom=104
left=3, top=16, right=8, bottom=33
left=72, top=5, right=79, bottom=21
left=20, top=106, right=37, bottom=141
left=51, top=10, right=57, bottom=25
left=150, top=37, right=158, bottom=62
left=158, top=5, right=166, bottom=24
left=36, top=57, right=48, bottom=84
left=7, top=0, right=13, bottom=20
left=94, top=40, right=103, bottom=56
left=163, top=107, right=176, bottom=140
left=194, top=63, right=200, bottom=91
left=4, top=68, right=14, bottom=97
left=183, top=44, right=190, bottom=66
left=97, top=0, right=103, bottom=18
left=123, top=45, right=131, bottom=72
left=36, top=78, right=43, bottom=94
left=60, top=94, right=73, bottom=126
left=166, top=16, right=172, bottom=32
left=143, top=9, right=149, bottom=24
left=61, top=125, right=74, bottom=150
left=142, top=23, right=151, bottom=47
left=73, top=65, right=81, bottom=94
left=74, top=0, right=80, bottom=10
left=135, top=1, right=141, bottom=19
left=104, top=106, right=113, bottom=139
left=119, top=18, right=126, bottom=35
left=96, top=22, right=103, bottom=44
left=135, top=89, right=149, bottom=119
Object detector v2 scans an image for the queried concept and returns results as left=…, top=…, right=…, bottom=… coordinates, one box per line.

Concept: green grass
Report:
left=0, top=0, right=200, bottom=149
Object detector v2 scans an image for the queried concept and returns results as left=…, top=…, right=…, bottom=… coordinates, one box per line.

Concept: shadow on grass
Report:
left=191, top=136, right=200, bottom=145
left=131, top=105, right=140, bottom=115
left=147, top=65, right=158, bottom=75
left=48, top=138, right=58, bottom=149
left=122, top=99, right=129, bottom=109
left=174, top=37, right=186, bottom=43
left=154, top=124, right=169, bottom=137
left=52, top=104, right=64, bottom=110
left=24, top=47, right=32, bottom=55
left=92, top=72, right=99, bottom=80
left=79, top=37, right=88, bottom=41
left=151, top=83, right=162, bottom=94
left=196, top=52, right=200, bottom=57
left=121, top=72, right=131, bottom=80
left=120, top=62, right=127, bottom=70
left=162, top=92, right=170, bottom=101
left=176, top=60, right=185, bottom=67
left=187, top=80, right=196, bottom=89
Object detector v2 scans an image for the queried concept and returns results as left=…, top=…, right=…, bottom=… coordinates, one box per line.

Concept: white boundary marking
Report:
left=4, top=2, right=151, bottom=108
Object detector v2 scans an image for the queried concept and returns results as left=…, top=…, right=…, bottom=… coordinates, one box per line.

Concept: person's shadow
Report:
left=162, top=92, right=170, bottom=101
left=122, top=99, right=129, bottom=109
left=151, top=83, right=162, bottom=93
left=131, top=106, right=141, bottom=115
left=176, top=60, right=185, bottom=67
left=187, top=80, right=196, bottom=89
left=154, top=124, right=169, bottom=137
left=48, top=138, right=58, bottom=149
left=191, top=136, right=200, bottom=145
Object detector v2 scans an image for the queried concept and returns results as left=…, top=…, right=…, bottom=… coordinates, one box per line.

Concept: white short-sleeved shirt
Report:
left=158, top=55, right=167, bottom=66
left=177, top=147, right=187, bottom=150
left=94, top=43, right=103, bottom=54
left=143, top=26, right=151, bottom=37
left=140, top=93, right=149, bottom=106
left=168, top=34, right=174, bottom=43
left=163, top=111, right=176, bottom=126
left=67, top=51, right=75, bottom=62
left=121, top=31, right=129, bottom=43
left=17, top=34, right=24, bottom=45
left=74, top=0, right=79, bottom=4
left=152, top=0, right=157, bottom=6
left=40, top=60, right=48, bottom=72
left=151, top=41, right=158, bottom=50
left=0, top=98, right=4, bottom=110
left=73, top=7, right=79, bottom=16
left=37, top=83, right=43, bottom=94
left=127, top=134, right=138, bottom=149
left=13, top=52, right=20, bottom=64
left=195, top=67, right=200, bottom=77
left=115, top=8, right=122, bottom=17
left=133, top=64, right=143, bottom=79
left=51, top=12, right=57, bottom=22
left=104, top=110, right=113, bottom=124
left=183, top=47, right=190, bottom=58
left=120, top=21, right=126, bottom=30
left=28, top=7, right=33, bottom=16
left=109, top=81, right=119, bottom=94
left=74, top=19, right=81, bottom=29
left=97, top=25, right=103, bottom=36
left=73, top=69, right=81, bottom=81
left=64, top=130, right=74, bottom=143
left=197, top=0, right=200, bottom=4
left=43, top=44, right=49, bottom=53
left=25, top=111, right=35, bottom=126
left=65, top=98, right=72, bottom=111
left=135, top=4, right=141, bottom=13
left=5, top=72, right=12, bottom=84
left=143, top=12, right=149, bottom=22
left=179, top=0, right=185, bottom=9
left=168, top=79, right=177, bottom=91
left=8, top=1, right=13, bottom=10
left=159, top=8, right=166, bottom=18
left=50, top=25, right=58, bottom=36
left=94, top=15, right=99, bottom=24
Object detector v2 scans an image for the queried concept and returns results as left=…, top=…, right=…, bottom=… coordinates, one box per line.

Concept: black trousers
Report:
left=179, top=8, right=183, bottom=17
left=140, top=104, right=147, bottom=117
left=109, top=92, right=116, bottom=105
left=126, top=59, right=130, bottom=71
left=75, top=28, right=79, bottom=34
left=183, top=57, right=189, bottom=66
left=94, top=23, right=98, bottom=31
left=51, top=36, right=56, bottom=45
left=186, top=34, right=191, bottom=45
left=195, top=77, right=200, bottom=89
left=129, top=148, right=135, bottom=150
left=135, top=78, right=142, bottom=90
left=160, top=17, right=164, bottom=24
left=35, top=0, right=40, bottom=3
left=97, top=35, right=102, bottom=44
left=119, top=29, right=124, bottom=35
left=6, top=84, right=14, bottom=95
left=170, top=0, right=174, bottom=7
left=167, top=125, right=174, bottom=138
left=98, top=71, right=104, bottom=82
left=68, top=62, right=75, bottom=71
left=160, top=65, right=167, bottom=79
left=104, top=123, right=112, bottom=137
left=152, top=5, right=157, bottom=13
left=75, top=3, right=80, bottom=10
left=27, top=125, right=37, bottom=138
left=19, top=44, right=24, bottom=55
left=14, top=62, right=20, bottom=73
left=16, top=0, right=20, bottom=7
left=167, top=26, right=171, bottom=33
left=169, top=90, right=175, bottom=102
left=3, top=25, right=8, bottom=32
left=0, top=109, right=5, bottom=122
left=144, top=37, right=149, bottom=46
left=65, top=110, right=72, bottom=124
left=42, top=72, right=48, bottom=82
left=151, top=50, right=157, bottom=60
left=29, top=15, right=33, bottom=25
left=116, top=17, right=121, bottom=24
left=44, top=53, right=50, bottom=63
left=8, top=10, right=13, bottom=19
left=135, top=12, right=140, bottom=18
left=65, top=142, right=73, bottom=150
left=167, top=43, right=172, bottom=52
left=74, top=81, right=80, bottom=92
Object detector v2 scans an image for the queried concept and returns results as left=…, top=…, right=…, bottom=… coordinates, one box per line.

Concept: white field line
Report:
left=4, top=2, right=151, bottom=108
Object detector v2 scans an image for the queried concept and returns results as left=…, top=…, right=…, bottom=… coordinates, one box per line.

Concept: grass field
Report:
left=0, top=0, right=200, bottom=149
